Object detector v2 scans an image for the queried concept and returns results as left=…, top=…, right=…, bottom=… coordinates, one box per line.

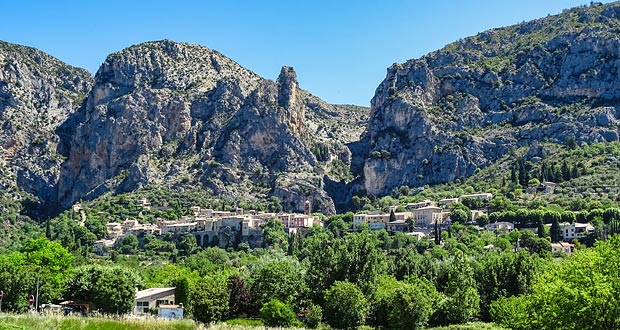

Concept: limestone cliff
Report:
left=0, top=41, right=92, bottom=213
left=56, top=40, right=366, bottom=214
left=364, top=2, right=620, bottom=196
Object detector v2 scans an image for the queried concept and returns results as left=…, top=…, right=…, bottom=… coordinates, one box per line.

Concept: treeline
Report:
left=511, top=158, right=585, bottom=187
left=0, top=219, right=554, bottom=329
left=4, top=212, right=620, bottom=329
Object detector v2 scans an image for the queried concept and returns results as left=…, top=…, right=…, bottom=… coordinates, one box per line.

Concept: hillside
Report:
left=56, top=40, right=369, bottom=215
left=6, top=3, right=620, bottom=216
left=0, top=40, right=93, bottom=216
left=363, top=2, right=620, bottom=196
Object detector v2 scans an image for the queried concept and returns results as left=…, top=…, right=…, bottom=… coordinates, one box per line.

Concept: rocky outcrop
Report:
left=56, top=40, right=367, bottom=214
left=0, top=41, right=92, bottom=213
left=364, top=2, right=620, bottom=196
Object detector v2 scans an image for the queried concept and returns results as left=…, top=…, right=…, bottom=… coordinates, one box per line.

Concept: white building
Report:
left=460, top=193, right=493, bottom=201
left=405, top=200, right=435, bottom=210
left=412, top=206, right=443, bottom=227
left=438, top=198, right=459, bottom=208
left=134, top=287, right=176, bottom=315
left=485, top=222, right=515, bottom=232
left=353, top=211, right=389, bottom=230
left=560, top=222, right=594, bottom=241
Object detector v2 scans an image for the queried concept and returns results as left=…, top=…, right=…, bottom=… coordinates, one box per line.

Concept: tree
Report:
left=119, top=234, right=139, bottom=254
left=369, top=276, right=439, bottom=330
left=20, top=238, right=75, bottom=304
left=66, top=264, right=144, bottom=314
left=450, top=208, right=470, bottom=224
left=461, top=197, right=485, bottom=210
left=519, top=230, right=551, bottom=257
left=432, top=253, right=480, bottom=326
left=305, top=304, right=323, bottom=328
left=434, top=220, right=441, bottom=245
left=323, top=281, right=368, bottom=330
left=95, top=267, right=144, bottom=314
left=267, top=196, right=283, bottom=213
left=303, top=230, right=386, bottom=303
left=368, top=276, right=400, bottom=328
left=561, top=160, right=571, bottom=182
left=449, top=202, right=472, bottom=224
left=178, top=233, right=199, bottom=256
left=263, top=218, right=289, bottom=251
left=228, top=274, right=253, bottom=318
left=190, top=270, right=232, bottom=323
left=260, top=299, right=296, bottom=327
left=475, top=250, right=547, bottom=320
left=549, top=214, right=562, bottom=243
left=389, top=209, right=396, bottom=223
left=491, top=236, right=620, bottom=330
left=250, top=258, right=307, bottom=308
left=476, top=214, right=489, bottom=227
left=603, top=208, right=620, bottom=224
left=0, top=254, right=37, bottom=312
left=389, top=277, right=440, bottom=330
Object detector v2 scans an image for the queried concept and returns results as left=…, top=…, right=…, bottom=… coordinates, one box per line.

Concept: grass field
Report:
left=0, top=313, right=505, bottom=330
left=0, top=313, right=202, bottom=330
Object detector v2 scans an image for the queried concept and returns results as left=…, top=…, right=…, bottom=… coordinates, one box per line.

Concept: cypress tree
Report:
left=434, top=221, right=441, bottom=245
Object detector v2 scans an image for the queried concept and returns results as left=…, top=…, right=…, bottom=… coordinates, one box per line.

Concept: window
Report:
left=136, top=301, right=149, bottom=313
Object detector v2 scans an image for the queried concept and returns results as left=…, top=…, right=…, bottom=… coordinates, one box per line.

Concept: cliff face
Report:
left=0, top=41, right=92, bottom=211
left=56, top=40, right=366, bottom=214
left=364, top=2, right=620, bottom=196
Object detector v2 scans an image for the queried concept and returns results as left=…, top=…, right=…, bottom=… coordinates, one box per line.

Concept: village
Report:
left=93, top=185, right=595, bottom=260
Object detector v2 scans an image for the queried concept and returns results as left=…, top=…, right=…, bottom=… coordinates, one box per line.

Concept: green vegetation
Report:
left=0, top=314, right=200, bottom=330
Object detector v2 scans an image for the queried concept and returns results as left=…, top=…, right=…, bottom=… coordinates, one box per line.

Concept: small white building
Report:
left=438, top=198, right=459, bottom=208
left=485, top=222, right=515, bottom=232
left=93, top=239, right=116, bottom=255
left=407, top=232, right=427, bottom=240
left=561, top=222, right=594, bottom=241
left=460, top=193, right=493, bottom=201
left=551, top=242, right=574, bottom=256
left=134, top=287, right=176, bottom=315
left=405, top=200, right=435, bottom=210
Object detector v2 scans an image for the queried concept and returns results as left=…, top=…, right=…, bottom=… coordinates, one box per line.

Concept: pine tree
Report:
left=45, top=218, right=51, bottom=240
left=561, top=160, right=570, bottom=182
left=550, top=216, right=562, bottom=243
left=570, top=164, right=579, bottom=179
left=540, top=162, right=549, bottom=181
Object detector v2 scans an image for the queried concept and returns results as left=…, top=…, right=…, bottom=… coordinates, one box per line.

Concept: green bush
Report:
left=260, top=299, right=296, bottom=327
left=323, top=281, right=368, bottom=330
left=305, top=304, right=323, bottom=328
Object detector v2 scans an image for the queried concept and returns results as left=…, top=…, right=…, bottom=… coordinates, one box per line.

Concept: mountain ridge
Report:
left=4, top=3, right=620, bottom=216
left=54, top=40, right=367, bottom=215
left=363, top=1, right=620, bottom=196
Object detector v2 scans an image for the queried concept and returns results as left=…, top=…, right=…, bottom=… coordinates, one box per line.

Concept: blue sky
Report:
left=0, top=1, right=610, bottom=105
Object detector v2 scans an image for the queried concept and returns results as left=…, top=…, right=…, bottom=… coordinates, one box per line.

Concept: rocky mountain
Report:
left=56, top=40, right=368, bottom=214
left=363, top=2, right=620, bottom=196
left=7, top=2, right=620, bottom=216
left=0, top=41, right=92, bottom=213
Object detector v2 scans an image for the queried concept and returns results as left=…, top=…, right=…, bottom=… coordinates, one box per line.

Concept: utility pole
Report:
left=35, top=278, right=39, bottom=313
